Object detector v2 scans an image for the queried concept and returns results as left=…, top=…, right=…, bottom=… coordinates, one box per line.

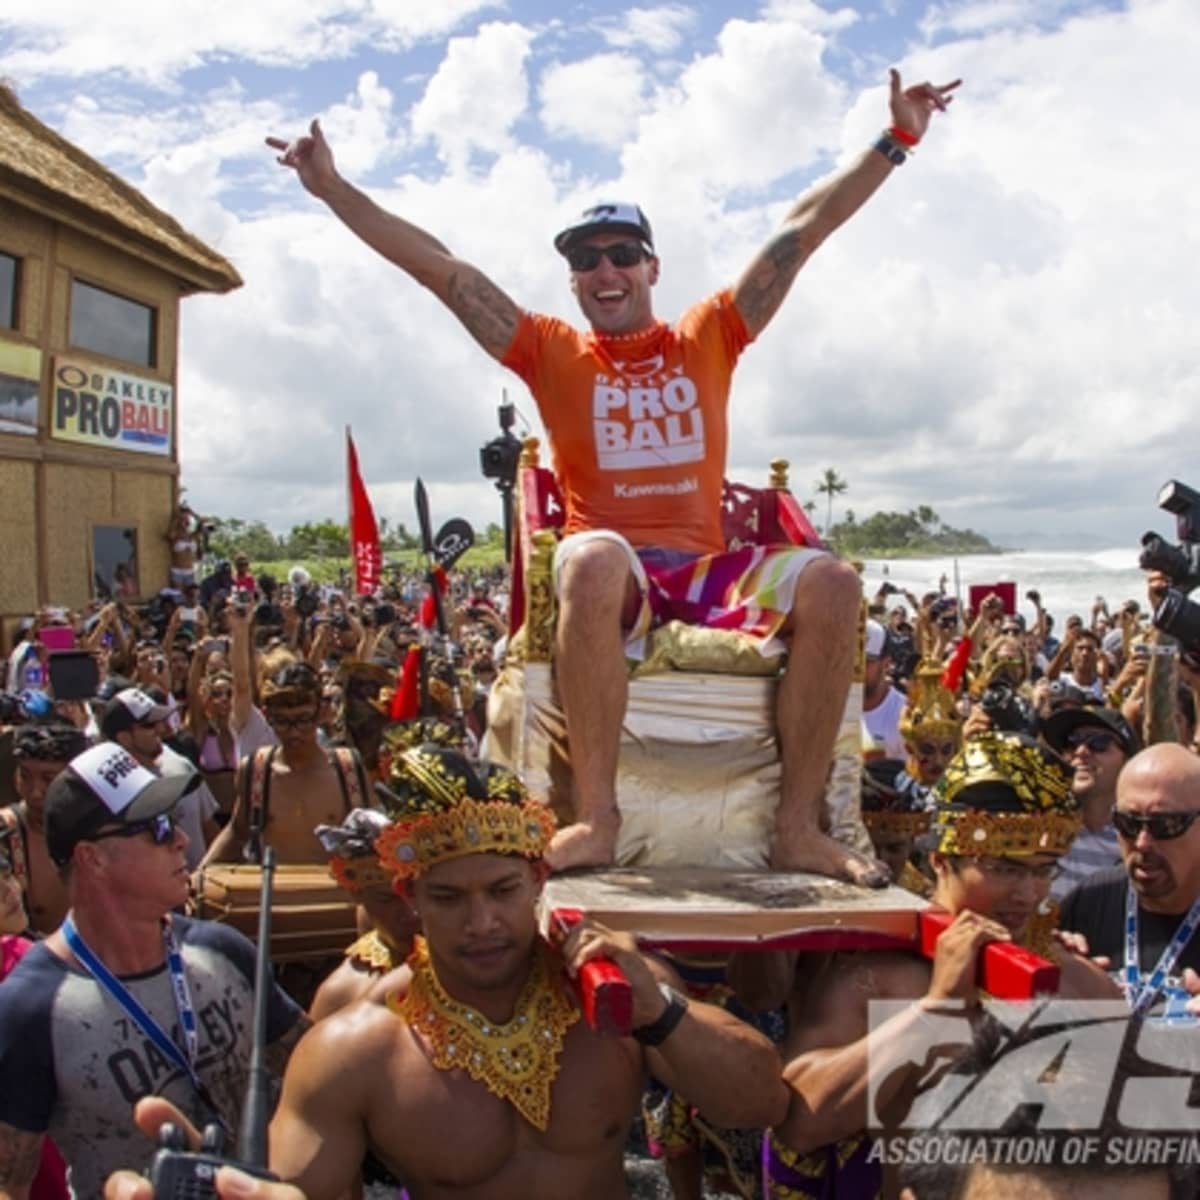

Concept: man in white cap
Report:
left=100, top=687, right=220, bottom=869
left=268, top=69, right=959, bottom=883
left=861, top=620, right=907, bottom=760
left=0, top=744, right=306, bottom=1199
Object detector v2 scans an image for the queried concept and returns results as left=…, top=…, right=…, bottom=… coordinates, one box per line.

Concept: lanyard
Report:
left=62, top=913, right=221, bottom=1123
left=1122, top=885, right=1200, bottom=1017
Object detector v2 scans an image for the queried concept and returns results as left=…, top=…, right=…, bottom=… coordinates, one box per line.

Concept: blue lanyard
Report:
left=62, top=913, right=220, bottom=1121
left=1122, top=885, right=1200, bottom=1018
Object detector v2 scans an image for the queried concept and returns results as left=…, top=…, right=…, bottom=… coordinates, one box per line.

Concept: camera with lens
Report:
left=978, top=682, right=1033, bottom=734
left=294, top=586, right=319, bottom=619
left=479, top=403, right=522, bottom=487
left=1139, top=479, right=1200, bottom=662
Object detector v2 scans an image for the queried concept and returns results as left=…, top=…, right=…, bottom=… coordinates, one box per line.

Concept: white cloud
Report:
left=5, top=0, right=1199, bottom=551
left=409, top=21, right=535, bottom=168
left=538, top=53, right=646, bottom=148
left=0, top=0, right=498, bottom=87
left=599, top=4, right=697, bottom=53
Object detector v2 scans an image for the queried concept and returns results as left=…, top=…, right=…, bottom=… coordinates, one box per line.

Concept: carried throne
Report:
left=485, top=438, right=872, bottom=870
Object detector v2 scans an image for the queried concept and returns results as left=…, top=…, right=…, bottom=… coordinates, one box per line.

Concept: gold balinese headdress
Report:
left=374, top=744, right=556, bottom=880
left=933, top=732, right=1079, bottom=857
left=899, top=660, right=962, bottom=749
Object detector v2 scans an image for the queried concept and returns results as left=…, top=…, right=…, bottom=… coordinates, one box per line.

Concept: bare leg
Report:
left=545, top=540, right=635, bottom=871
left=774, top=556, right=889, bottom=886
left=663, top=1148, right=705, bottom=1200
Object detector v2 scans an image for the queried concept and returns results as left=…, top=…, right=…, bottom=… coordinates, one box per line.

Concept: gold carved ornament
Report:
left=392, top=936, right=579, bottom=1130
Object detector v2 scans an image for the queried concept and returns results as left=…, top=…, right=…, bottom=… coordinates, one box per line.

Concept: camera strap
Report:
left=1122, top=885, right=1200, bottom=1017
left=63, top=912, right=225, bottom=1128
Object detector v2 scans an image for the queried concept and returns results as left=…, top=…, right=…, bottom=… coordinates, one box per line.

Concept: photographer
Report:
left=1045, top=624, right=1106, bottom=701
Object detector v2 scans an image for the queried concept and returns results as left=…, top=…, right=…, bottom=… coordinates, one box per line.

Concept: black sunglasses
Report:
left=89, top=812, right=177, bottom=848
left=1112, top=810, right=1200, bottom=842
left=565, top=241, right=649, bottom=272
left=1064, top=730, right=1120, bottom=754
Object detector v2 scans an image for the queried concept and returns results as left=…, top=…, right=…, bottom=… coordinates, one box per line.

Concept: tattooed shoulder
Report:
left=446, top=268, right=520, bottom=359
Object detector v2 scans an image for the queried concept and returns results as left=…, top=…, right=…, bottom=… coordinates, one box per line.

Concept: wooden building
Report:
left=0, top=83, right=240, bottom=646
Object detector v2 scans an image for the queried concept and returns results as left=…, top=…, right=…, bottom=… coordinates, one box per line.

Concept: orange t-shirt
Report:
left=502, top=290, right=753, bottom=555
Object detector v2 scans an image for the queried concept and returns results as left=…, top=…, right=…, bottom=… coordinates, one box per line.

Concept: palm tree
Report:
left=815, top=469, right=848, bottom=534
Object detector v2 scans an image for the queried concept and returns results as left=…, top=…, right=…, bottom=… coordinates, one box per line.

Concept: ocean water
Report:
left=861, top=548, right=1151, bottom=627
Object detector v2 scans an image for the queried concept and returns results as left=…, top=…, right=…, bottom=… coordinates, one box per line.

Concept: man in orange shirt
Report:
left=269, top=69, right=959, bottom=883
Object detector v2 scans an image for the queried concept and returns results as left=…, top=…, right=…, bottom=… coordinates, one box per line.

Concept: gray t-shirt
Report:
left=0, top=916, right=302, bottom=1199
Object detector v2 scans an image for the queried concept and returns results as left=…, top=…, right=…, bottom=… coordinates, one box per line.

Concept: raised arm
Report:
left=268, top=120, right=521, bottom=361
left=733, top=69, right=960, bottom=338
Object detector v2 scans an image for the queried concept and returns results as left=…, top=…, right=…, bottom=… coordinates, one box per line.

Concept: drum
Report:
left=191, top=864, right=358, bottom=963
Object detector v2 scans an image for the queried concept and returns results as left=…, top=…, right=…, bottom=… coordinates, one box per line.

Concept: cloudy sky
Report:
left=3, top=0, right=1197, bottom=549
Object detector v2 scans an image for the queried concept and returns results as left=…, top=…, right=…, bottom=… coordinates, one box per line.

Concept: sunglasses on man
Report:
left=565, top=241, right=651, bottom=273
left=1064, top=730, right=1120, bottom=754
left=88, top=812, right=178, bottom=848
left=1112, top=810, right=1200, bottom=842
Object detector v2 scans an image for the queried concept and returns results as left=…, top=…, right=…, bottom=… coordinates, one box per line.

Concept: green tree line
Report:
left=207, top=517, right=506, bottom=563
left=826, top=505, right=1000, bottom=557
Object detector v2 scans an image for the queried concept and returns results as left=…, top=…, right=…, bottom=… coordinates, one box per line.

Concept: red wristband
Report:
left=888, top=125, right=920, bottom=147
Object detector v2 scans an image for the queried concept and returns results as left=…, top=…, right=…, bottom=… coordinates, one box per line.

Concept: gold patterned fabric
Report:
left=345, top=929, right=403, bottom=971
left=375, top=745, right=557, bottom=880
left=392, top=935, right=579, bottom=1131
left=933, top=732, right=1079, bottom=857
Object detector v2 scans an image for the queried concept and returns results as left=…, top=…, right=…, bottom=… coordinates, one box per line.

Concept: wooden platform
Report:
left=541, top=866, right=927, bottom=952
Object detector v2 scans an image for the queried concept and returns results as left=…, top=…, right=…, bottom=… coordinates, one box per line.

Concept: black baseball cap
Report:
left=44, top=743, right=200, bottom=866
left=1040, top=705, right=1139, bottom=758
left=553, top=202, right=654, bottom=255
left=99, top=688, right=172, bottom=739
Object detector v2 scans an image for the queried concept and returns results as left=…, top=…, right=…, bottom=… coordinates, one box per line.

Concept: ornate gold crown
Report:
left=933, top=732, right=1079, bottom=858
left=899, top=660, right=963, bottom=747
left=861, top=760, right=931, bottom=839
left=374, top=745, right=556, bottom=880
left=329, top=855, right=396, bottom=894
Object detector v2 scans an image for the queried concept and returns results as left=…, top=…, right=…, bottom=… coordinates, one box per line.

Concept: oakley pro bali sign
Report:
left=52, top=358, right=173, bottom=456
left=866, top=999, right=1200, bottom=1168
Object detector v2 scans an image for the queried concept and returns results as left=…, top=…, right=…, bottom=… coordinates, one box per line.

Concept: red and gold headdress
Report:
left=314, top=808, right=396, bottom=894
left=933, top=732, right=1079, bottom=858
left=374, top=744, right=556, bottom=880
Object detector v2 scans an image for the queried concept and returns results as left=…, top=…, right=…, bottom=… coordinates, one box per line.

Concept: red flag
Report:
left=419, top=565, right=448, bottom=631
left=346, top=428, right=381, bottom=596
left=389, top=645, right=421, bottom=721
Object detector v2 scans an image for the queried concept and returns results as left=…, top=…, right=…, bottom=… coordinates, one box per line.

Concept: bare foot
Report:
left=546, top=814, right=621, bottom=872
left=772, top=829, right=891, bottom=888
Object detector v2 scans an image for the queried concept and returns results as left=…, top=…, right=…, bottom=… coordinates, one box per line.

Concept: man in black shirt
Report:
left=1059, top=743, right=1200, bottom=1019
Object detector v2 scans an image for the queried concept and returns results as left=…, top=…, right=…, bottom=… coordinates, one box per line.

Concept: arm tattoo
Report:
left=735, top=228, right=809, bottom=334
left=0, top=1124, right=44, bottom=1188
left=446, top=268, right=519, bottom=359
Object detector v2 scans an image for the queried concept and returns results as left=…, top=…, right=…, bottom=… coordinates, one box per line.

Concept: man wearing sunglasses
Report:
left=1059, top=743, right=1200, bottom=1020
left=100, top=687, right=221, bottom=870
left=269, top=70, right=960, bottom=884
left=1040, top=705, right=1138, bottom=901
left=0, top=744, right=308, bottom=1199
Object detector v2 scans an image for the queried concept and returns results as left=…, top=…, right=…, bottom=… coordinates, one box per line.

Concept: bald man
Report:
left=1059, top=743, right=1200, bottom=1020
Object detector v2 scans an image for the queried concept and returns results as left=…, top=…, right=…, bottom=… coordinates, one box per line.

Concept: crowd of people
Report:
left=3, top=65, right=1200, bottom=1200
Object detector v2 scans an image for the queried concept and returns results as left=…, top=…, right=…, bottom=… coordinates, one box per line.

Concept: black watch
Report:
left=632, top=982, right=689, bottom=1046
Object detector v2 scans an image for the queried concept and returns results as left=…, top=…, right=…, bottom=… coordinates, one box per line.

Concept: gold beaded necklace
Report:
left=393, top=936, right=579, bottom=1130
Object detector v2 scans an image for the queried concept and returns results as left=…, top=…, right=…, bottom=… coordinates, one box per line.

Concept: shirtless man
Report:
left=765, top=733, right=1119, bottom=1198
left=0, top=722, right=88, bottom=934
left=200, top=661, right=367, bottom=866
left=269, top=69, right=960, bottom=884
left=308, top=808, right=418, bottom=1019
left=272, top=744, right=787, bottom=1198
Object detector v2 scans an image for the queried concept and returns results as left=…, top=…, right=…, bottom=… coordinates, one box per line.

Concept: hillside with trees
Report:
left=826, top=505, right=1001, bottom=557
